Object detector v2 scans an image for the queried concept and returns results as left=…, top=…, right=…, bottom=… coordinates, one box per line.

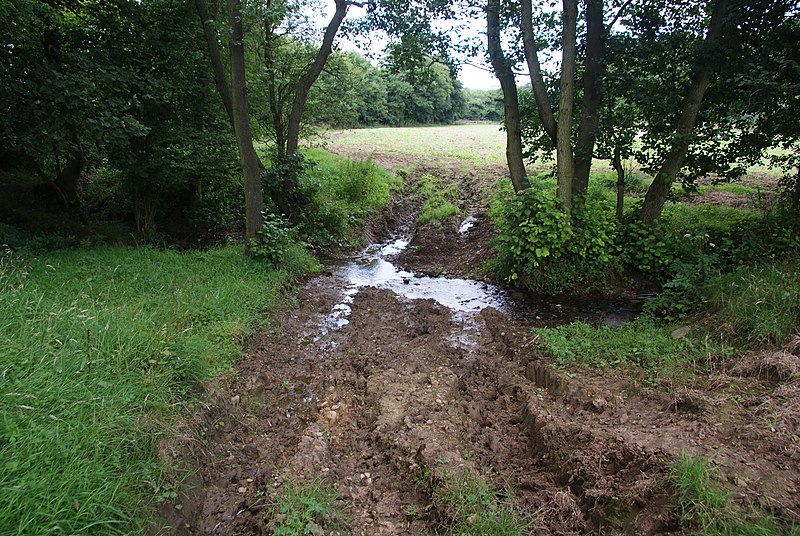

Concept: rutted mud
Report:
left=160, top=157, right=800, bottom=535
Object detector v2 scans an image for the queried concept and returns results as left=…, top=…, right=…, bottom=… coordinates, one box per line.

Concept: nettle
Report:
left=248, top=212, right=296, bottom=266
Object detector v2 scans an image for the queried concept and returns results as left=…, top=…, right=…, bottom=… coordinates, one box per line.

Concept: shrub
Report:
left=490, top=179, right=618, bottom=294
left=248, top=212, right=299, bottom=266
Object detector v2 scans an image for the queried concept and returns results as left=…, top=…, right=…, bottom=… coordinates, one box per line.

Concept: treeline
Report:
left=275, top=50, right=503, bottom=128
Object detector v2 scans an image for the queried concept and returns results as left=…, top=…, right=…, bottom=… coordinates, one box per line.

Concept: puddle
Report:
left=458, top=216, right=476, bottom=234
left=321, top=236, right=510, bottom=336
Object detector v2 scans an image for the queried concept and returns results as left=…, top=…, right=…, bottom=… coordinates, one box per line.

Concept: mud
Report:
left=159, top=148, right=800, bottom=534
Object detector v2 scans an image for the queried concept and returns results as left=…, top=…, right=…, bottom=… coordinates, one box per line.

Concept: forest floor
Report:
left=164, top=128, right=800, bottom=535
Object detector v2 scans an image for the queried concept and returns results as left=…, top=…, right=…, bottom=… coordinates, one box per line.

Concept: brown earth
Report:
left=157, top=150, right=800, bottom=535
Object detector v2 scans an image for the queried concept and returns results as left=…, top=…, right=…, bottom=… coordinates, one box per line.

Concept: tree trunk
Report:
left=640, top=0, right=729, bottom=225
left=195, top=0, right=234, bottom=125
left=487, top=0, right=527, bottom=192
left=613, top=146, right=625, bottom=221
left=791, top=162, right=800, bottom=232
left=572, top=0, right=605, bottom=199
left=285, top=0, right=348, bottom=157
left=43, top=17, right=85, bottom=211
left=227, top=0, right=264, bottom=239
left=556, top=0, right=578, bottom=208
left=521, top=0, right=557, bottom=146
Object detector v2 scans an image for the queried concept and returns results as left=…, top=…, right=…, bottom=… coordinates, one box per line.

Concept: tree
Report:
left=0, top=0, right=145, bottom=210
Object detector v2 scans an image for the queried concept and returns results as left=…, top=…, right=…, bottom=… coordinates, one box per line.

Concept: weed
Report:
left=268, top=480, right=346, bottom=535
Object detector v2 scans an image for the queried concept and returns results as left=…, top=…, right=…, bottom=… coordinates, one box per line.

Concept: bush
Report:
left=490, top=179, right=618, bottom=294
left=247, top=212, right=299, bottom=266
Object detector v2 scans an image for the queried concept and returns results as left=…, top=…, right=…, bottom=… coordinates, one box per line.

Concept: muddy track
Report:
left=161, top=162, right=800, bottom=535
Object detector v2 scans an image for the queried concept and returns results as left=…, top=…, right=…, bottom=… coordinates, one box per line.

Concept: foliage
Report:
left=535, top=319, right=696, bottom=370
left=248, top=212, right=299, bottom=266
left=668, top=454, right=792, bottom=535
left=490, top=178, right=618, bottom=294
left=705, top=262, right=800, bottom=346
left=0, top=244, right=317, bottom=534
left=261, top=150, right=400, bottom=247
left=415, top=174, right=461, bottom=224
left=268, top=481, right=346, bottom=535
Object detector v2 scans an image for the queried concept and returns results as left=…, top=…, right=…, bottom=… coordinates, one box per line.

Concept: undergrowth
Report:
left=0, top=244, right=318, bottom=534
left=669, top=454, right=798, bottom=535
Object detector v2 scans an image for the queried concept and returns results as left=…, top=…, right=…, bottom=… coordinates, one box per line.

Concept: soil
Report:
left=158, top=148, right=800, bottom=534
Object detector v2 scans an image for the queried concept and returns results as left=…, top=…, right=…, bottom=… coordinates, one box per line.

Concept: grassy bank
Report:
left=0, top=244, right=318, bottom=534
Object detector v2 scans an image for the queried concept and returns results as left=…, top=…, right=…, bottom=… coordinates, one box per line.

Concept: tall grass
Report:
left=706, top=261, right=800, bottom=345
left=0, top=244, right=318, bottom=534
left=669, top=454, right=796, bottom=535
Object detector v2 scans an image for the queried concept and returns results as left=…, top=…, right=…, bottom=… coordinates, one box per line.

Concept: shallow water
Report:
left=320, top=236, right=510, bottom=334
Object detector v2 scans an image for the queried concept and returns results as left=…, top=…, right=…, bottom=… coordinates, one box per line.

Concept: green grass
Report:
left=669, top=454, right=796, bottom=535
left=326, top=124, right=508, bottom=167
left=534, top=319, right=706, bottom=370
left=698, top=183, right=757, bottom=196
left=306, top=148, right=402, bottom=214
left=415, top=174, right=461, bottom=224
left=268, top=481, right=346, bottom=535
left=706, top=262, right=800, bottom=346
left=433, top=473, right=529, bottom=536
left=0, top=244, right=318, bottom=534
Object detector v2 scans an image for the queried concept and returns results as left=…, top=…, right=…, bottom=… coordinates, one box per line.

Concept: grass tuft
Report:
left=432, top=473, right=529, bottom=536
left=706, top=262, right=800, bottom=346
left=268, top=480, right=346, bottom=535
left=415, top=174, right=461, bottom=224
left=668, top=454, right=794, bottom=535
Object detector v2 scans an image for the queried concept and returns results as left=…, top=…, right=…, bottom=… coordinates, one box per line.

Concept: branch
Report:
left=609, top=0, right=635, bottom=28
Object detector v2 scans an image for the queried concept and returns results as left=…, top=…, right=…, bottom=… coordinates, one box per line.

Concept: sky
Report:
left=457, top=62, right=500, bottom=90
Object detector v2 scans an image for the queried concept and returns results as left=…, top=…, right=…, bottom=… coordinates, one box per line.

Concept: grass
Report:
left=668, top=454, right=797, bottom=535
left=268, top=480, right=346, bottom=535
left=706, top=262, right=800, bottom=346
left=432, top=473, right=529, bottom=536
left=325, top=124, right=508, bottom=167
left=415, top=174, right=461, bottom=224
left=0, top=244, right=318, bottom=534
left=534, top=319, right=714, bottom=371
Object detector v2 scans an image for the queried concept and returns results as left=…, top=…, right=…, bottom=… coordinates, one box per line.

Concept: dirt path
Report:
left=163, top=157, right=800, bottom=535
